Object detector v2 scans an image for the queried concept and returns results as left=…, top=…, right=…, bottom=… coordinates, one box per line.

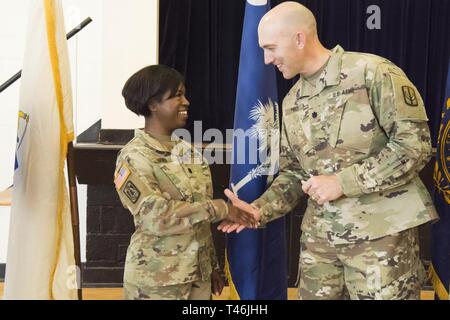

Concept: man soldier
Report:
left=220, top=2, right=438, bottom=300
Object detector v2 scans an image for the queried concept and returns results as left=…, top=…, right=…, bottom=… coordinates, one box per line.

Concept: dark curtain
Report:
left=159, top=0, right=450, bottom=145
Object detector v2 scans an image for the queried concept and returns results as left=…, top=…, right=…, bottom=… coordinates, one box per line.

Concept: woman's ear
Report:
left=148, top=102, right=158, bottom=113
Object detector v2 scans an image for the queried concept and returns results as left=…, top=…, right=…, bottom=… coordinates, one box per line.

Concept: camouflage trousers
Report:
left=124, top=279, right=212, bottom=300
left=298, top=227, right=426, bottom=300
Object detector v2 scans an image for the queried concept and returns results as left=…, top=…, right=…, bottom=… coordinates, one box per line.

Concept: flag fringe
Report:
left=428, top=264, right=449, bottom=300
left=44, top=0, right=73, bottom=299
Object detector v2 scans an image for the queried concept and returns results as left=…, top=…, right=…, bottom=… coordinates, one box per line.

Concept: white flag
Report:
left=4, top=0, right=77, bottom=300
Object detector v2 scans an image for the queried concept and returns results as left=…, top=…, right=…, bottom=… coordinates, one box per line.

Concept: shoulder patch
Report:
left=123, top=180, right=141, bottom=204
left=114, top=164, right=131, bottom=189
left=401, top=86, right=419, bottom=107
left=390, top=73, right=428, bottom=121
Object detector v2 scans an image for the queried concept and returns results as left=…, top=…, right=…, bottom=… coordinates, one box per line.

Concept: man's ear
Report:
left=296, top=32, right=306, bottom=49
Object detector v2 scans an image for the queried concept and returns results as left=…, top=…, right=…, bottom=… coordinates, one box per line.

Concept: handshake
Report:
left=219, top=188, right=261, bottom=234
left=218, top=175, right=344, bottom=233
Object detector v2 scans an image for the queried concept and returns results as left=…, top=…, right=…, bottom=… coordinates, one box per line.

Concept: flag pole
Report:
left=67, top=142, right=82, bottom=300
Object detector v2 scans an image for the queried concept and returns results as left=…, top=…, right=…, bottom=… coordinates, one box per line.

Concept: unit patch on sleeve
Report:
left=123, top=181, right=141, bottom=204
left=401, top=86, right=419, bottom=107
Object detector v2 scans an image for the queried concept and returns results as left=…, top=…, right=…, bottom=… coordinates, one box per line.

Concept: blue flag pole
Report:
left=225, top=0, right=287, bottom=300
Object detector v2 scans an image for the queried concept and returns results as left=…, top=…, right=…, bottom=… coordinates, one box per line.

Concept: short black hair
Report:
left=122, top=64, right=184, bottom=117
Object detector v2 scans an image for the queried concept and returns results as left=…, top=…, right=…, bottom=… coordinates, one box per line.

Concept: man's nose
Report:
left=264, top=52, right=274, bottom=65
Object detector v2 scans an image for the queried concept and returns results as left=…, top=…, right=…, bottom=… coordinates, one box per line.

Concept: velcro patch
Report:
left=401, top=86, right=419, bottom=107
left=114, top=164, right=131, bottom=189
left=123, top=181, right=141, bottom=204
left=390, top=73, right=428, bottom=121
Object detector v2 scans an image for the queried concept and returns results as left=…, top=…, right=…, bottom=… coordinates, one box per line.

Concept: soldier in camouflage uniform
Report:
left=115, top=65, right=258, bottom=300
left=220, top=2, right=438, bottom=300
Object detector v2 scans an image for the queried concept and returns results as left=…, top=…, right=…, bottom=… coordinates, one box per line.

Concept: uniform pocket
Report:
left=331, top=100, right=376, bottom=154
left=151, top=234, right=193, bottom=256
left=186, top=163, right=212, bottom=199
left=155, top=162, right=193, bottom=201
left=327, top=95, right=350, bottom=149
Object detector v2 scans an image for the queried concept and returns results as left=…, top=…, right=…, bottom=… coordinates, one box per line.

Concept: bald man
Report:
left=220, top=1, right=438, bottom=300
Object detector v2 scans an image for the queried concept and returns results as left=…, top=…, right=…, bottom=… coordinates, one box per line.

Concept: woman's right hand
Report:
left=224, top=189, right=260, bottom=228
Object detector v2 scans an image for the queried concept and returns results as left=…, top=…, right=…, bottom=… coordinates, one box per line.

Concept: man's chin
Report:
left=281, top=71, right=295, bottom=80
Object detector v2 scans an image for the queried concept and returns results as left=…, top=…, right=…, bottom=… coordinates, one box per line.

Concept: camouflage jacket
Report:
left=253, top=45, right=438, bottom=244
left=114, top=129, right=228, bottom=287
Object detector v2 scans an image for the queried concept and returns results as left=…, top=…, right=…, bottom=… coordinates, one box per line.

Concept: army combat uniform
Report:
left=114, top=130, right=229, bottom=300
left=252, top=45, right=438, bottom=300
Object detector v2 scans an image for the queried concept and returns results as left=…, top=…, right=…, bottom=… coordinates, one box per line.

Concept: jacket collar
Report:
left=298, top=45, right=344, bottom=98
left=135, top=129, right=198, bottom=161
left=135, top=129, right=178, bottom=153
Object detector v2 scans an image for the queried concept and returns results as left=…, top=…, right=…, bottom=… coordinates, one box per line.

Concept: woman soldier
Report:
left=114, top=65, right=257, bottom=300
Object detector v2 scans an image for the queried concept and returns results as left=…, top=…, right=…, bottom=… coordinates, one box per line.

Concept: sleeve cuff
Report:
left=207, top=199, right=229, bottom=222
left=212, top=257, right=220, bottom=272
left=336, top=166, right=364, bottom=197
left=251, top=201, right=269, bottom=227
left=188, top=202, right=214, bottom=225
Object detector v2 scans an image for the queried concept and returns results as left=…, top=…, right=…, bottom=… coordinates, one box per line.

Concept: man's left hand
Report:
left=217, top=219, right=246, bottom=233
left=301, top=175, right=344, bottom=205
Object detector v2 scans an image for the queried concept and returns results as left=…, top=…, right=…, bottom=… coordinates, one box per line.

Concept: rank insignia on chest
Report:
left=114, top=164, right=131, bottom=189
left=123, top=181, right=141, bottom=204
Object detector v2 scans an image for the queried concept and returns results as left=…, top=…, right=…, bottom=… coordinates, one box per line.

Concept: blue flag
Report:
left=225, top=0, right=287, bottom=300
left=429, top=61, right=450, bottom=300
